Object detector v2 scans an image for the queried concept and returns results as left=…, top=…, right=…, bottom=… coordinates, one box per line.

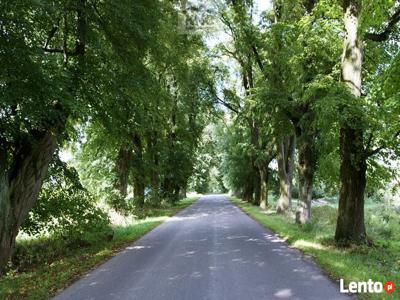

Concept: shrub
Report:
left=21, top=159, right=111, bottom=242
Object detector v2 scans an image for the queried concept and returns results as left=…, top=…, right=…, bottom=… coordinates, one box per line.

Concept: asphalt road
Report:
left=54, top=195, right=352, bottom=300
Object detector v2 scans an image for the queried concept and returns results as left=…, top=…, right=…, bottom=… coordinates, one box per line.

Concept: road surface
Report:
left=54, top=195, right=352, bottom=300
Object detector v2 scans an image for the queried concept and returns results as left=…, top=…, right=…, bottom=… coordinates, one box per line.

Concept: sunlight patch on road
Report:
left=126, top=246, right=152, bottom=250
left=274, top=288, right=293, bottom=298
left=167, top=213, right=209, bottom=222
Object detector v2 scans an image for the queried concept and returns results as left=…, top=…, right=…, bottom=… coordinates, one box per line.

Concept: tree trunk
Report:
left=296, top=141, right=315, bottom=224
left=335, top=126, right=367, bottom=243
left=253, top=167, right=261, bottom=206
left=259, top=166, right=269, bottom=209
left=114, top=148, right=132, bottom=198
left=132, top=134, right=145, bottom=207
left=150, top=172, right=159, bottom=206
left=0, top=129, right=60, bottom=274
left=276, top=135, right=295, bottom=213
left=335, top=0, right=367, bottom=244
left=242, top=179, right=254, bottom=203
left=179, top=186, right=187, bottom=200
left=172, top=187, right=180, bottom=203
left=294, top=123, right=316, bottom=224
left=148, top=133, right=160, bottom=207
left=133, top=180, right=145, bottom=207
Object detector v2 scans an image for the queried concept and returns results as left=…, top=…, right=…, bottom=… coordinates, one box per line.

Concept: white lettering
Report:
left=374, top=282, right=383, bottom=293
left=340, top=279, right=385, bottom=294
left=348, top=282, right=357, bottom=293
left=358, top=281, right=367, bottom=293
left=340, top=279, right=349, bottom=293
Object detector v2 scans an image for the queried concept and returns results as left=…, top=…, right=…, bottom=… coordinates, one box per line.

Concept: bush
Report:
left=365, top=206, right=400, bottom=240
left=105, top=188, right=136, bottom=216
left=21, top=159, right=111, bottom=242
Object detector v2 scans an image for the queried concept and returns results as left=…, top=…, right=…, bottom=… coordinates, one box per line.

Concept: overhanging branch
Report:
left=365, top=7, right=400, bottom=42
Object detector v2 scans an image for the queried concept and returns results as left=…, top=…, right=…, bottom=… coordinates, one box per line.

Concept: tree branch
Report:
left=43, top=0, right=86, bottom=57
left=366, top=130, right=400, bottom=157
left=43, top=20, right=60, bottom=50
left=215, top=95, right=240, bottom=114
left=365, top=7, right=400, bottom=42
left=229, top=0, right=268, bottom=81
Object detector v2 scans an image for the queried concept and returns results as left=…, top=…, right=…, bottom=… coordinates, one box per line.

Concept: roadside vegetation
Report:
left=0, top=198, right=197, bottom=300
left=231, top=196, right=400, bottom=300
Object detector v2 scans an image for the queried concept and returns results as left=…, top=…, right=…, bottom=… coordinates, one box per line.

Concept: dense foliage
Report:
left=211, top=0, right=399, bottom=243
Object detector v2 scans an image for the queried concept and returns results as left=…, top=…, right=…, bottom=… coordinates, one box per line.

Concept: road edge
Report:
left=228, top=196, right=357, bottom=300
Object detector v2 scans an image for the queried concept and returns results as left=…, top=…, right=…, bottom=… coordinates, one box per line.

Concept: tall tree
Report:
left=335, top=0, right=400, bottom=243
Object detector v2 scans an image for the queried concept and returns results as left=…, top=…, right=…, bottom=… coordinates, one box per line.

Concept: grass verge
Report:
left=0, top=197, right=198, bottom=300
left=230, top=197, right=399, bottom=300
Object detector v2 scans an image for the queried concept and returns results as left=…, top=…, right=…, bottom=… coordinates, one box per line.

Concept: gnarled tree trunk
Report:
left=276, top=135, right=295, bottom=213
left=0, top=129, right=61, bottom=274
left=335, top=0, right=367, bottom=244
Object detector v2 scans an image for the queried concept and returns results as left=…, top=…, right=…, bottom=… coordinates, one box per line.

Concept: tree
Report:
left=335, top=0, right=400, bottom=244
left=0, top=0, right=168, bottom=273
left=0, top=0, right=87, bottom=273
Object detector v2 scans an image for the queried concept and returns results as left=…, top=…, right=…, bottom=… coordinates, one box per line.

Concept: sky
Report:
left=206, top=0, right=272, bottom=47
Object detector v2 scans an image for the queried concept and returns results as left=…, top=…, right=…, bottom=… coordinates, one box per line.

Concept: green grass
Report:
left=230, top=197, right=400, bottom=300
left=0, top=197, right=198, bottom=300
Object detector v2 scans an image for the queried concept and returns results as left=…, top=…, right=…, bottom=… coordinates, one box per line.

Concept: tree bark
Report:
left=276, top=135, right=295, bottom=213
left=335, top=0, right=367, bottom=244
left=0, top=129, right=61, bottom=274
left=294, top=123, right=316, bottom=224
left=114, top=147, right=132, bottom=198
left=296, top=139, right=316, bottom=224
left=335, top=126, right=367, bottom=243
left=259, top=166, right=269, bottom=209
left=179, top=186, right=187, bottom=200
left=242, top=178, right=254, bottom=203
left=132, top=134, right=145, bottom=206
left=253, top=166, right=261, bottom=206
left=148, top=133, right=160, bottom=207
left=133, top=180, right=145, bottom=207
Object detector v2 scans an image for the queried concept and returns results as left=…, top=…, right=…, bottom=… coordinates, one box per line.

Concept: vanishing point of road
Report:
left=54, top=195, right=352, bottom=300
